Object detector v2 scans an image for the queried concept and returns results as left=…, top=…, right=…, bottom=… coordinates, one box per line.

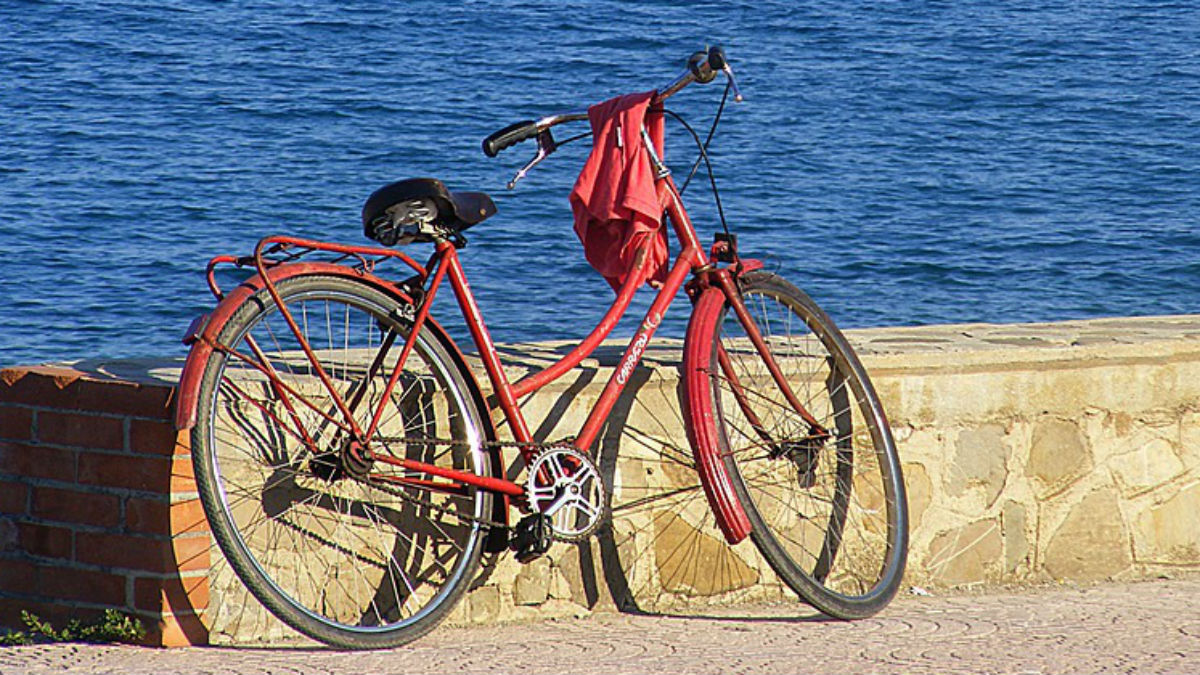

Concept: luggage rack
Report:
left=203, top=234, right=430, bottom=300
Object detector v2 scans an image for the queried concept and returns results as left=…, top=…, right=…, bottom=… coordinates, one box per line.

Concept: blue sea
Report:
left=2, top=1, right=1198, bottom=366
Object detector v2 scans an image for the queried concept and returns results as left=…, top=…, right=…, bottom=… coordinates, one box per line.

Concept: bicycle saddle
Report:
left=362, top=178, right=496, bottom=245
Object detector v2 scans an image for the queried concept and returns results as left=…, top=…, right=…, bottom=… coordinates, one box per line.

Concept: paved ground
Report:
left=2, top=576, right=1198, bottom=674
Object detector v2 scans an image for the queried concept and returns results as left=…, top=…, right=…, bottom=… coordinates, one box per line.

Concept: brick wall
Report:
left=0, top=366, right=209, bottom=647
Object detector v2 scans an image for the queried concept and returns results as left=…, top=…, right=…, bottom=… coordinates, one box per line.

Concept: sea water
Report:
left=1, top=1, right=1197, bottom=365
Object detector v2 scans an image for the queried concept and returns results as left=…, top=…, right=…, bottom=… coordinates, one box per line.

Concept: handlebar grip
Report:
left=482, top=120, right=539, bottom=157
left=707, top=45, right=727, bottom=71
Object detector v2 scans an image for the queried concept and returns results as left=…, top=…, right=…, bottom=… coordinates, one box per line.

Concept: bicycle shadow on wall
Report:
left=532, top=349, right=826, bottom=623
left=198, top=371, right=484, bottom=645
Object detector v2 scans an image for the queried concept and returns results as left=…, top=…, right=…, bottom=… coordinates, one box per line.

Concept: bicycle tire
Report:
left=192, top=274, right=494, bottom=648
left=684, top=270, right=907, bottom=618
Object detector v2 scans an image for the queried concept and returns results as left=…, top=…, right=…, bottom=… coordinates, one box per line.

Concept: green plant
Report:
left=0, top=609, right=145, bottom=646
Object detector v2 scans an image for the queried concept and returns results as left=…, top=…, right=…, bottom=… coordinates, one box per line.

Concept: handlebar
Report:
left=482, top=120, right=540, bottom=158
left=481, top=45, right=738, bottom=158
left=656, top=45, right=737, bottom=104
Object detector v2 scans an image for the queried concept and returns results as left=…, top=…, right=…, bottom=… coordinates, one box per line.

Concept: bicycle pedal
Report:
left=510, top=513, right=553, bottom=563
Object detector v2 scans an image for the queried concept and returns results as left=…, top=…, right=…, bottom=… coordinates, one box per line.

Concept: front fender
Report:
left=682, top=284, right=754, bottom=545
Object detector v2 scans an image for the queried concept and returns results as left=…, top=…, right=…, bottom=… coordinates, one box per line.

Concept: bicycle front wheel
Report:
left=684, top=270, right=907, bottom=618
left=192, top=275, right=493, bottom=649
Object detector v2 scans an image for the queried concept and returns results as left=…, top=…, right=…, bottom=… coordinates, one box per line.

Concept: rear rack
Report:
left=204, top=235, right=429, bottom=300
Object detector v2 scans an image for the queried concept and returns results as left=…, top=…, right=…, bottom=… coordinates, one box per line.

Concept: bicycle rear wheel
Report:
left=192, top=275, right=493, bottom=649
left=684, top=270, right=907, bottom=618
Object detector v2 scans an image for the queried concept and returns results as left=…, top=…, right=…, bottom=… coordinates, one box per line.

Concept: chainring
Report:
left=525, top=446, right=607, bottom=541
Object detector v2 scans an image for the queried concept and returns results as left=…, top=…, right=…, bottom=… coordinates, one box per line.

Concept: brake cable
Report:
left=663, top=80, right=734, bottom=241
left=679, top=80, right=731, bottom=193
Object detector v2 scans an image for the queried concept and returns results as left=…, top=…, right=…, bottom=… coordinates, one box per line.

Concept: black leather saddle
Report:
left=361, top=178, right=496, bottom=244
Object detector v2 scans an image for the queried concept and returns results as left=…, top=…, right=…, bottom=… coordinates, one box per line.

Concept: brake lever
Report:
left=722, top=64, right=744, bottom=103
left=507, top=130, right=557, bottom=189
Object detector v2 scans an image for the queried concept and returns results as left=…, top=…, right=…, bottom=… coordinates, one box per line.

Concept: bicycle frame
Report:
left=351, top=172, right=713, bottom=505
left=176, top=125, right=827, bottom=534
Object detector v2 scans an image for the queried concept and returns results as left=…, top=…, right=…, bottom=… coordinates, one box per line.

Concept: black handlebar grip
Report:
left=707, top=45, right=727, bottom=71
left=482, top=120, right=539, bottom=157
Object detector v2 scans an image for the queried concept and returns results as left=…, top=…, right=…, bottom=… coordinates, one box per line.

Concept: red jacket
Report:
left=569, top=90, right=669, bottom=290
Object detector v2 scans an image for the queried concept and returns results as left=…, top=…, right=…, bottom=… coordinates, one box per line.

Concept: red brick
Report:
left=36, top=564, right=127, bottom=606
left=129, top=420, right=186, bottom=456
left=0, top=407, right=33, bottom=441
left=0, top=480, right=28, bottom=514
left=124, top=497, right=169, bottom=534
left=170, top=456, right=197, bottom=493
left=32, top=486, right=120, bottom=528
left=125, top=498, right=208, bottom=536
left=171, top=499, right=209, bottom=536
left=0, top=559, right=37, bottom=593
left=0, top=367, right=173, bottom=417
left=75, top=531, right=208, bottom=574
left=169, top=535, right=211, bottom=574
left=76, top=532, right=168, bottom=572
left=17, top=521, right=73, bottom=560
left=145, top=611, right=210, bottom=647
left=78, top=452, right=171, bottom=493
left=0, top=441, right=76, bottom=482
left=74, top=380, right=173, bottom=419
left=133, top=574, right=209, bottom=614
left=0, top=366, right=88, bottom=406
left=37, top=411, right=124, bottom=450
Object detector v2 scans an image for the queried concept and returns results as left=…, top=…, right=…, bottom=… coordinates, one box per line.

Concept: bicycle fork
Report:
left=685, top=263, right=834, bottom=544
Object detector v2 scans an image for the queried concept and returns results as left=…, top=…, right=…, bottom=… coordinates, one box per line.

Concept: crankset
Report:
left=524, top=446, right=607, bottom=542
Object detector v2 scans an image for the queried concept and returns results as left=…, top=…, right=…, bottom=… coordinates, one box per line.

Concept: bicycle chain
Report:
left=351, top=437, right=584, bottom=535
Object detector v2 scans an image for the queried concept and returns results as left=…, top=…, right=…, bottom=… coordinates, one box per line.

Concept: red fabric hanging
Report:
left=569, top=90, right=669, bottom=291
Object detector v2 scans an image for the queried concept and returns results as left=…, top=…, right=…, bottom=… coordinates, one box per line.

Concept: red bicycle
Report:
left=175, top=46, right=907, bottom=649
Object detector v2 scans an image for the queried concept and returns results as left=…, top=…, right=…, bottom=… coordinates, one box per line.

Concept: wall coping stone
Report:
left=37, top=312, right=1200, bottom=381
left=40, top=312, right=1200, bottom=388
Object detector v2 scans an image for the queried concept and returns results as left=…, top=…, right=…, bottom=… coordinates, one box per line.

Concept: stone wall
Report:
left=854, top=317, right=1200, bottom=587
left=2, top=315, right=1199, bottom=645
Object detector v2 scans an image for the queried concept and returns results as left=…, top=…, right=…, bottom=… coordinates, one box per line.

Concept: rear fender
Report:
left=173, top=263, right=507, bottom=531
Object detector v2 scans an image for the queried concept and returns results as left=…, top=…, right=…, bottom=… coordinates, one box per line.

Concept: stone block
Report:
left=554, top=544, right=592, bottom=609
left=925, top=518, right=1003, bottom=586
left=1043, top=488, right=1131, bottom=582
left=1026, top=419, right=1091, bottom=498
left=1109, top=436, right=1184, bottom=497
left=653, top=511, right=757, bottom=597
left=1177, top=410, right=1200, bottom=469
left=1001, top=500, right=1029, bottom=575
left=513, top=557, right=551, bottom=606
left=948, top=424, right=1009, bottom=506
left=1132, top=482, right=1200, bottom=563
left=902, top=462, right=932, bottom=533
left=467, top=585, right=502, bottom=625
